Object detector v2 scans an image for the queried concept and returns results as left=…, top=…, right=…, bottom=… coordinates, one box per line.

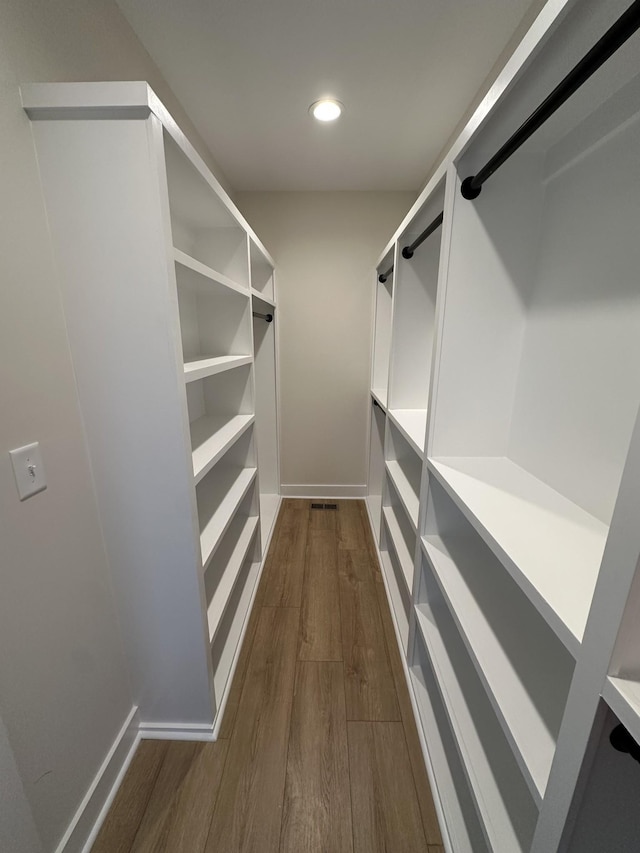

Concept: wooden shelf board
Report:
left=251, top=289, right=276, bottom=309
left=259, top=493, right=281, bottom=553
left=191, top=413, right=254, bottom=484
left=428, top=456, right=608, bottom=655
left=388, top=409, right=427, bottom=459
left=385, top=460, right=419, bottom=531
left=184, top=354, right=252, bottom=383
left=604, top=676, right=640, bottom=747
left=421, top=534, right=559, bottom=805
left=382, top=505, right=415, bottom=594
left=207, top=514, right=259, bottom=645
left=370, top=388, right=388, bottom=411
left=174, top=247, right=249, bottom=297
left=199, top=466, right=257, bottom=569
left=414, top=606, right=531, bottom=853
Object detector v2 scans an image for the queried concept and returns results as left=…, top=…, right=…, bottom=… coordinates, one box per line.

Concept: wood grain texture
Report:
left=348, top=721, right=428, bottom=853
left=206, top=606, right=299, bottom=853
left=337, top=500, right=370, bottom=550
left=339, top=551, right=400, bottom=721
left=376, top=580, right=443, bottom=846
left=299, top=527, right=342, bottom=661
left=260, top=504, right=309, bottom=607
left=131, top=740, right=228, bottom=852
left=92, top=740, right=168, bottom=853
left=280, top=662, right=353, bottom=853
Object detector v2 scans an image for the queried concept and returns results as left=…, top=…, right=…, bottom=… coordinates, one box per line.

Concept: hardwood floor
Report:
left=93, top=499, right=443, bottom=852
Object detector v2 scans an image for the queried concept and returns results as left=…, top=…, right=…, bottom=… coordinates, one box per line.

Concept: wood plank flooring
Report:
left=93, top=499, right=444, bottom=853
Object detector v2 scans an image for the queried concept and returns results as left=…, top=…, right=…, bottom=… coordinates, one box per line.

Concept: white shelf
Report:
left=378, top=547, right=409, bottom=653
left=184, top=354, right=253, bottom=383
left=604, top=677, right=640, bottom=749
left=386, top=460, right=419, bottom=531
left=371, top=387, right=388, bottom=411
left=174, top=247, right=249, bottom=298
left=414, top=605, right=536, bottom=852
left=421, top=534, right=570, bottom=804
left=251, top=288, right=275, bottom=309
left=259, top=493, right=280, bottom=553
left=411, top=633, right=490, bottom=853
left=388, top=409, right=427, bottom=459
left=190, top=413, right=254, bottom=484
left=382, top=505, right=414, bottom=594
left=365, top=494, right=382, bottom=542
left=207, top=514, right=259, bottom=644
left=199, top=466, right=257, bottom=569
left=428, top=456, right=607, bottom=655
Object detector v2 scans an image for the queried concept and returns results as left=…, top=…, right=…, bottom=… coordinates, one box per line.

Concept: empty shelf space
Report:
left=190, top=413, right=255, bottom=484
left=174, top=247, right=249, bottom=297
left=388, top=409, right=427, bottom=459
left=428, top=456, right=608, bottom=655
left=365, top=494, right=382, bottom=542
left=604, top=677, right=640, bottom=748
left=206, top=513, right=259, bottom=645
left=385, top=460, right=419, bottom=531
left=184, top=354, right=253, bottom=383
left=414, top=604, right=538, bottom=852
left=382, top=504, right=415, bottom=594
left=378, top=546, right=410, bottom=654
left=258, top=493, right=281, bottom=551
left=370, top=388, right=388, bottom=411
left=251, top=289, right=275, bottom=309
left=198, top=466, right=258, bottom=569
left=421, top=534, right=573, bottom=803
left=411, top=633, right=490, bottom=853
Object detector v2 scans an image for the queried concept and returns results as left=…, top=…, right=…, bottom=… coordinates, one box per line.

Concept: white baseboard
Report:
left=280, top=484, right=367, bottom=498
left=137, top=721, right=216, bottom=741
left=54, top=705, right=139, bottom=853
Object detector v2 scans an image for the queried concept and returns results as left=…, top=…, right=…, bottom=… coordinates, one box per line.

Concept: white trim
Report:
left=54, top=706, right=139, bottom=853
left=137, top=721, right=216, bottom=742
left=364, top=502, right=454, bottom=853
left=280, top=484, right=367, bottom=498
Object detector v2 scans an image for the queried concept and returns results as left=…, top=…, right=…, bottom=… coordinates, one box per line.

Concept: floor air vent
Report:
left=310, top=502, right=338, bottom=510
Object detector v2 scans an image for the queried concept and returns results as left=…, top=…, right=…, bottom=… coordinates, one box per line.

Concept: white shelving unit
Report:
left=250, top=241, right=281, bottom=551
left=23, top=81, right=280, bottom=734
left=366, top=1, right=640, bottom=850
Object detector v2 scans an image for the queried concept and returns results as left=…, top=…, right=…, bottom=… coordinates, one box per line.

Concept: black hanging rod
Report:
left=610, top=723, right=640, bottom=764
left=378, top=264, right=393, bottom=284
left=461, top=0, right=640, bottom=200
left=253, top=311, right=273, bottom=322
left=402, top=211, right=444, bottom=259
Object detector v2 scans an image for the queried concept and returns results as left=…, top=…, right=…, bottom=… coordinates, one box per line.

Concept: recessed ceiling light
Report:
left=310, top=99, right=343, bottom=122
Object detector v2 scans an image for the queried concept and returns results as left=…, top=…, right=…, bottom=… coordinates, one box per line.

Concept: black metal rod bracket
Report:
left=378, top=264, right=393, bottom=284
left=402, top=211, right=444, bottom=259
left=253, top=311, right=273, bottom=322
left=610, top=723, right=640, bottom=764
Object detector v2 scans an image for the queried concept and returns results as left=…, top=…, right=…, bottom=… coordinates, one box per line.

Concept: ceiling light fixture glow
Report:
left=310, top=99, right=343, bottom=122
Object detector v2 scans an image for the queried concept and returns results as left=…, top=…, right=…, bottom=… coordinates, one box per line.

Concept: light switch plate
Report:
left=9, top=442, right=47, bottom=501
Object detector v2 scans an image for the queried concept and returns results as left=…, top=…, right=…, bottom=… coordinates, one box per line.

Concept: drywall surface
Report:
left=0, top=715, right=43, bottom=853
left=237, top=192, right=416, bottom=493
left=0, top=1, right=225, bottom=849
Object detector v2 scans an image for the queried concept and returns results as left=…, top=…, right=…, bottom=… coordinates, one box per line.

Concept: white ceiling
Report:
left=116, top=0, right=536, bottom=191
